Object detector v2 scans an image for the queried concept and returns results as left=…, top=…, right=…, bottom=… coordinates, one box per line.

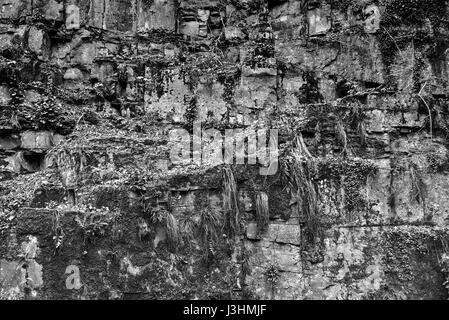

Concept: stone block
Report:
left=0, top=134, right=20, bottom=150
left=224, top=26, right=245, bottom=40
left=0, top=0, right=31, bottom=20
left=44, top=0, right=64, bottom=21
left=144, top=67, right=189, bottom=123
left=27, top=27, right=51, bottom=60
left=179, top=5, right=211, bottom=37
left=16, top=209, right=55, bottom=235
left=87, top=0, right=136, bottom=32
left=246, top=222, right=301, bottom=246
left=245, top=239, right=302, bottom=273
left=20, top=131, right=64, bottom=150
left=307, top=7, right=331, bottom=36
left=104, top=0, right=135, bottom=32
left=136, top=0, right=176, bottom=32
left=180, top=21, right=200, bottom=37
left=63, top=68, right=83, bottom=81
left=0, top=34, right=13, bottom=53
left=196, top=79, right=227, bottom=122
left=234, top=68, right=277, bottom=117
left=66, top=4, right=80, bottom=29
left=73, top=43, right=96, bottom=65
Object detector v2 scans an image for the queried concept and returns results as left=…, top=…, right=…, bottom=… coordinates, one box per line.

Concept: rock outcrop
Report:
left=1, top=0, right=449, bottom=300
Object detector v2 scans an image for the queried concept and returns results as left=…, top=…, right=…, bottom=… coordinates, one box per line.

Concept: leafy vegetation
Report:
left=75, top=205, right=120, bottom=244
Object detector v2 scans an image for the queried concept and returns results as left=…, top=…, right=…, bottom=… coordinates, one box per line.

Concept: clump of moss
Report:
left=380, top=0, right=447, bottom=27
left=381, top=226, right=449, bottom=299
left=426, top=151, right=449, bottom=173
left=295, top=71, right=324, bottom=104
left=265, top=261, right=280, bottom=285
left=4, top=93, right=76, bottom=135
left=216, top=68, right=240, bottom=107
left=264, top=260, right=281, bottom=299
left=243, top=40, right=275, bottom=69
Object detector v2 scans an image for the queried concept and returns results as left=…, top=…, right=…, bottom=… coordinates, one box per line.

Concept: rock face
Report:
left=1, top=0, right=449, bottom=300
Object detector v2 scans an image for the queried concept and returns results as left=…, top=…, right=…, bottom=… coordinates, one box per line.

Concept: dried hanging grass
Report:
left=255, top=191, right=269, bottom=234
left=222, top=166, right=240, bottom=237
left=283, top=134, right=322, bottom=242
left=199, top=207, right=222, bottom=263
left=335, top=119, right=349, bottom=156
left=409, top=162, right=427, bottom=205
left=150, top=206, right=181, bottom=252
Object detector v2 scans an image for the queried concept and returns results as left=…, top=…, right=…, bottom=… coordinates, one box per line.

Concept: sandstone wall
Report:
left=1, top=0, right=449, bottom=300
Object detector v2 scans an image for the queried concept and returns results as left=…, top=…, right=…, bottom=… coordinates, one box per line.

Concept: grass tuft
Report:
left=282, top=135, right=322, bottom=243
left=409, top=162, right=427, bottom=205
left=150, top=206, right=181, bottom=252
left=199, top=207, right=222, bottom=263
left=255, top=192, right=269, bottom=234
left=222, top=166, right=240, bottom=237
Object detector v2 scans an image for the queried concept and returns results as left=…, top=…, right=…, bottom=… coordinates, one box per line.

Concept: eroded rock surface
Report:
left=1, top=0, right=449, bottom=300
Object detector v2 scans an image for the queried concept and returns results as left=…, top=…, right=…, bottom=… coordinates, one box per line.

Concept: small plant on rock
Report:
left=265, top=261, right=281, bottom=286
left=75, top=205, right=120, bottom=244
left=265, top=260, right=281, bottom=299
